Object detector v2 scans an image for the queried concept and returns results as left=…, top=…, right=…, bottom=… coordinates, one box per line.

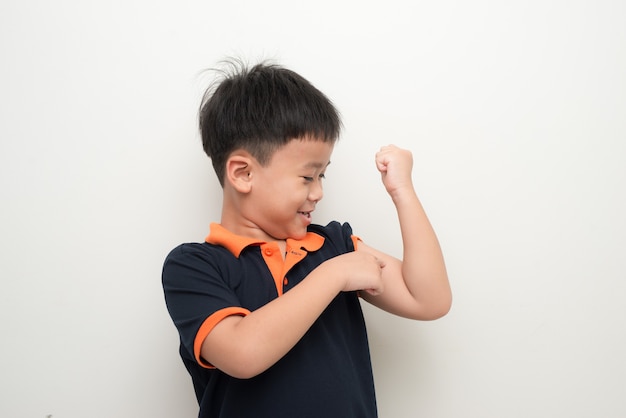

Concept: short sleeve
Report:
left=162, top=243, right=249, bottom=368
left=309, top=221, right=358, bottom=254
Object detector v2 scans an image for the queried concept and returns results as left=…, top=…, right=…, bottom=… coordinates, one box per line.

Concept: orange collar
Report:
left=205, top=223, right=325, bottom=257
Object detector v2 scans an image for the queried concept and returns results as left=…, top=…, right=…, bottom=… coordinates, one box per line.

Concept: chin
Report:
left=288, top=228, right=309, bottom=240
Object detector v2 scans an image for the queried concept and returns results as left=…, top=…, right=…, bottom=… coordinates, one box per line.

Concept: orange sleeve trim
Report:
left=193, top=306, right=251, bottom=369
left=351, top=234, right=361, bottom=251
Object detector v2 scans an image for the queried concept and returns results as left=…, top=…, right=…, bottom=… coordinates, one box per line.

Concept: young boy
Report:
left=162, top=61, right=451, bottom=418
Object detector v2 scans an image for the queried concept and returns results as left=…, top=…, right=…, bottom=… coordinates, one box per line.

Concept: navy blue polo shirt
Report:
left=162, top=221, right=377, bottom=418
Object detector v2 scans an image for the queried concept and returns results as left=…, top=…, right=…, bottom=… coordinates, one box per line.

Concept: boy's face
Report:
left=245, top=138, right=333, bottom=241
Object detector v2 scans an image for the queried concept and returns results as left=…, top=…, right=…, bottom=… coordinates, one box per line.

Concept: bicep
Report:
left=200, top=314, right=247, bottom=373
left=356, top=241, right=426, bottom=319
left=200, top=313, right=272, bottom=379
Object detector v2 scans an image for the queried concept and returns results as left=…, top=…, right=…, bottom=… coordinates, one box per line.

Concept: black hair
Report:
left=199, top=59, right=342, bottom=186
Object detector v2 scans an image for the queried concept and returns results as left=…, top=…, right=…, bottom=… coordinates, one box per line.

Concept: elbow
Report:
left=424, top=300, right=452, bottom=320
left=423, top=282, right=453, bottom=320
left=410, top=294, right=452, bottom=321
left=425, top=294, right=452, bottom=320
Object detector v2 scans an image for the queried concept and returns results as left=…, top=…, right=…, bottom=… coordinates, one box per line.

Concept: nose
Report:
left=308, top=178, right=324, bottom=202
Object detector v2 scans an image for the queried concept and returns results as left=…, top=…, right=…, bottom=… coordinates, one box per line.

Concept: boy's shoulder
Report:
left=163, top=240, right=231, bottom=269
left=308, top=220, right=353, bottom=239
left=306, top=221, right=357, bottom=254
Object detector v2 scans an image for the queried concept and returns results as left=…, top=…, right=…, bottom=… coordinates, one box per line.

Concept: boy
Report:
left=162, top=61, right=451, bottom=418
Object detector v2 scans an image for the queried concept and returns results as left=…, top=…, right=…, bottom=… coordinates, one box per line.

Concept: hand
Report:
left=375, top=145, right=414, bottom=196
left=321, top=252, right=385, bottom=296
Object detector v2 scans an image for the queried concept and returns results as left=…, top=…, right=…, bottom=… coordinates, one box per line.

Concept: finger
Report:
left=375, top=153, right=391, bottom=172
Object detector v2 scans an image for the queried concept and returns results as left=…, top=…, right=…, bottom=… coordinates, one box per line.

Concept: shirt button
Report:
left=283, top=278, right=289, bottom=286
left=264, top=248, right=273, bottom=256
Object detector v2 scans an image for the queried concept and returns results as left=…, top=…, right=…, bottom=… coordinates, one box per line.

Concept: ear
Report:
left=225, top=153, right=253, bottom=193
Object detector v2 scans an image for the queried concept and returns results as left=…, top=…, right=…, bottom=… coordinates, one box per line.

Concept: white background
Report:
left=1, top=1, right=625, bottom=417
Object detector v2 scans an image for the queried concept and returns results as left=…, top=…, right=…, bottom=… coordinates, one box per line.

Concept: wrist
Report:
left=310, top=258, right=345, bottom=294
left=387, top=184, right=417, bottom=203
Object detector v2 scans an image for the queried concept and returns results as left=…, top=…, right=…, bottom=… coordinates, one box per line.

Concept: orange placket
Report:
left=260, top=242, right=308, bottom=296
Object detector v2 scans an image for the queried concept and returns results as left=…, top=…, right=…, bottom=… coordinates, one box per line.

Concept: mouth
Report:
left=298, top=211, right=312, bottom=219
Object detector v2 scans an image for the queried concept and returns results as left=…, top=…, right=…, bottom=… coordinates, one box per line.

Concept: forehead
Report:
left=269, top=138, right=334, bottom=168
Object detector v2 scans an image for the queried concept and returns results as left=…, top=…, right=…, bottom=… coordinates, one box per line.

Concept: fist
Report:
left=375, top=145, right=414, bottom=195
left=324, top=252, right=385, bottom=296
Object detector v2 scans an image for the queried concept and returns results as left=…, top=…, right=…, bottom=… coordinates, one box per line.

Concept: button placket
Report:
left=260, top=243, right=285, bottom=296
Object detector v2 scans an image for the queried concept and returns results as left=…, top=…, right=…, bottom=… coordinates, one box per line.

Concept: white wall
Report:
left=1, top=1, right=625, bottom=417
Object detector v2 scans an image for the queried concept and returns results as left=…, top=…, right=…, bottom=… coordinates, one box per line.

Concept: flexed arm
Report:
left=359, top=145, right=452, bottom=320
left=201, top=251, right=385, bottom=378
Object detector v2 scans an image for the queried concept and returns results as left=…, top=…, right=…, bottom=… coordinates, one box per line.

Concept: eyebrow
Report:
left=304, top=161, right=331, bottom=169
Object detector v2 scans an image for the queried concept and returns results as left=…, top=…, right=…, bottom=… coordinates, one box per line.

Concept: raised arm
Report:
left=359, top=145, right=452, bottom=320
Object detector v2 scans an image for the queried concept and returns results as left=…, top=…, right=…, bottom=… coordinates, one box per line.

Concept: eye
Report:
left=302, top=173, right=326, bottom=182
